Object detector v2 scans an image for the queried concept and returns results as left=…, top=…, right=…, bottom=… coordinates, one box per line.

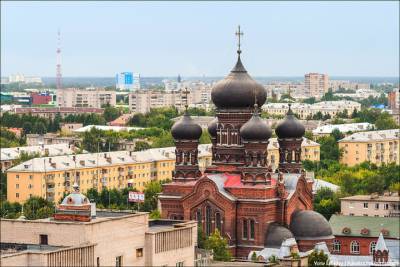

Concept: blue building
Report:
left=116, top=72, right=140, bottom=91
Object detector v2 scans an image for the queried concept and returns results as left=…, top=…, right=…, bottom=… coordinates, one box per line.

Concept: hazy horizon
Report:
left=2, top=1, right=399, bottom=77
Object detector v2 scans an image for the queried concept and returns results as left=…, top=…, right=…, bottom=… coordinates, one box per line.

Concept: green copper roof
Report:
left=329, top=215, right=399, bottom=239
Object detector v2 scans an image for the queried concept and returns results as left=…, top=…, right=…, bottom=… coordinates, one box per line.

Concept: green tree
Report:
left=308, top=249, right=332, bottom=267
left=142, top=181, right=163, bottom=212
left=134, top=141, right=151, bottom=151
left=22, top=121, right=33, bottom=134
left=0, top=200, right=22, bottom=219
left=204, top=229, right=232, bottom=261
left=23, top=197, right=55, bottom=220
left=33, top=121, right=47, bottom=134
left=149, top=209, right=161, bottom=219
left=197, top=225, right=207, bottom=249
left=251, top=252, right=258, bottom=262
left=317, top=135, right=342, bottom=161
left=103, top=104, right=121, bottom=122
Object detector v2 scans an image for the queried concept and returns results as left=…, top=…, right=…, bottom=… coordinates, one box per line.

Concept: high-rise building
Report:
left=388, top=88, right=400, bottom=110
left=304, top=73, right=329, bottom=98
left=116, top=72, right=140, bottom=91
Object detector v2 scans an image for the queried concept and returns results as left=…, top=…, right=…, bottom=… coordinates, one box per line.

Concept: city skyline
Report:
left=1, top=1, right=399, bottom=77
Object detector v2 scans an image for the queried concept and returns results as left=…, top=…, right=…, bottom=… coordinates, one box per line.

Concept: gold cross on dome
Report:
left=235, top=25, right=243, bottom=53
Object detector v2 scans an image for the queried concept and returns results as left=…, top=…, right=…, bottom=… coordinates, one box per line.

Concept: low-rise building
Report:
left=339, top=129, right=400, bottom=166
left=1, top=188, right=197, bottom=267
left=26, top=133, right=82, bottom=147
left=312, top=123, right=374, bottom=137
left=329, top=215, right=399, bottom=256
left=340, top=193, right=400, bottom=217
left=73, top=124, right=144, bottom=133
left=0, top=143, right=78, bottom=172
left=263, top=101, right=361, bottom=120
left=60, top=123, right=83, bottom=134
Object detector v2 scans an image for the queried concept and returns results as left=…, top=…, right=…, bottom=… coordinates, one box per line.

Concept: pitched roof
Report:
left=329, top=215, right=400, bottom=239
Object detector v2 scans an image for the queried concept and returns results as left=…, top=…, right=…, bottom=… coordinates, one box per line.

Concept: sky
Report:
left=1, top=1, right=399, bottom=77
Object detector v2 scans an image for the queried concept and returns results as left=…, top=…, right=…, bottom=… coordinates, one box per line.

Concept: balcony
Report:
left=46, top=187, right=55, bottom=193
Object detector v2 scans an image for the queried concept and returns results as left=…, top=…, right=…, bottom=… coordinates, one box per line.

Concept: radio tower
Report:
left=56, top=29, right=62, bottom=89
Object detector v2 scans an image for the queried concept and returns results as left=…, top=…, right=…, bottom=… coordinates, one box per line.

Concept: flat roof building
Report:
left=340, top=193, right=400, bottom=217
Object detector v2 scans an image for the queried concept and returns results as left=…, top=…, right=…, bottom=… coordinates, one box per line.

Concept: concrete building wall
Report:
left=341, top=199, right=400, bottom=217
left=57, top=89, right=116, bottom=108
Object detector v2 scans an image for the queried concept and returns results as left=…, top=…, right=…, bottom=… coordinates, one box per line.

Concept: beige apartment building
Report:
left=339, top=129, right=400, bottom=166
left=1, top=211, right=197, bottom=267
left=340, top=193, right=400, bottom=217
left=129, top=87, right=212, bottom=114
left=304, top=73, right=329, bottom=98
left=6, top=146, right=212, bottom=204
left=57, top=88, right=116, bottom=108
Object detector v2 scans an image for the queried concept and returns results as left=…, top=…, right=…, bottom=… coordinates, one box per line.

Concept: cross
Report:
left=235, top=25, right=243, bottom=54
left=182, top=87, right=190, bottom=111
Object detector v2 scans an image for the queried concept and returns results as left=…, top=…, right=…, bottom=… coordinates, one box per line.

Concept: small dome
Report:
left=171, top=113, right=202, bottom=140
left=211, top=56, right=266, bottom=109
left=61, top=183, right=90, bottom=206
left=275, top=106, right=305, bottom=139
left=207, top=117, right=218, bottom=138
left=265, top=223, right=294, bottom=248
left=289, top=210, right=333, bottom=240
left=240, top=110, right=272, bottom=141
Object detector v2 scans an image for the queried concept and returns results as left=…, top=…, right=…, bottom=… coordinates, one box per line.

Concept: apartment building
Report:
left=312, top=123, right=374, bottom=137
left=304, top=73, right=329, bottom=98
left=13, top=107, right=103, bottom=120
left=1, top=208, right=196, bottom=266
left=26, top=133, right=82, bottom=146
left=329, top=80, right=371, bottom=91
left=129, top=87, right=212, bottom=114
left=340, top=193, right=400, bottom=217
left=339, top=129, right=400, bottom=166
left=263, top=101, right=361, bottom=120
left=0, top=143, right=78, bottom=172
left=6, top=145, right=212, bottom=204
left=388, top=88, right=399, bottom=110
left=57, top=88, right=116, bottom=108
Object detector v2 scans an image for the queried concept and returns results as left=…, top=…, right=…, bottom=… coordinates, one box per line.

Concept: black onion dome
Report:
left=289, top=210, right=334, bottom=240
left=171, top=113, right=202, bottom=140
left=240, top=111, right=272, bottom=140
left=207, top=117, right=218, bottom=138
left=275, top=106, right=305, bottom=139
left=265, top=223, right=294, bottom=248
left=211, top=56, right=266, bottom=109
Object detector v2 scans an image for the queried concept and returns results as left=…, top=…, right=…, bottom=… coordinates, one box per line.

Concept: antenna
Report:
left=56, top=29, right=62, bottom=90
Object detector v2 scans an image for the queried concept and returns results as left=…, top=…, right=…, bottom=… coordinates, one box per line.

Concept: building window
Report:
left=249, top=219, right=255, bottom=240
left=16, top=193, right=19, bottom=198
left=16, top=184, right=19, bottom=189
left=215, top=212, right=222, bottom=232
left=116, top=256, right=123, bottom=267
left=176, top=262, right=184, bottom=267
left=243, top=219, right=248, bottom=239
left=363, top=203, right=368, bottom=209
left=375, top=203, right=379, bottom=210
left=136, top=248, right=143, bottom=258
left=370, top=241, right=377, bottom=255
left=97, top=257, right=100, bottom=267
left=196, top=210, right=202, bottom=225
left=205, top=206, right=212, bottom=236
left=350, top=241, right=360, bottom=254
left=384, top=203, right=389, bottom=210
left=349, top=213, right=354, bottom=216
left=333, top=240, right=341, bottom=253
left=39, top=234, right=48, bottom=245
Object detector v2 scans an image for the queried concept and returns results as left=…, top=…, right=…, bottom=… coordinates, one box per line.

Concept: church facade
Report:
left=158, top=34, right=333, bottom=257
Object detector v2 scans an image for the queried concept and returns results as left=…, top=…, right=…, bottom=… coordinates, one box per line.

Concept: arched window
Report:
left=196, top=210, right=202, bottom=225
left=242, top=219, right=248, bottom=239
left=205, top=206, right=212, bottom=236
left=333, top=240, right=341, bottom=253
left=370, top=241, right=377, bottom=255
left=350, top=241, right=360, bottom=254
left=215, top=212, right=222, bottom=232
left=249, top=219, right=255, bottom=240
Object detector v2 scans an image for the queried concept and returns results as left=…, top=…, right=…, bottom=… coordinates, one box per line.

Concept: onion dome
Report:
left=171, top=112, right=202, bottom=140
left=207, top=117, right=218, bottom=138
left=264, top=223, right=294, bottom=248
left=240, top=106, right=272, bottom=141
left=61, top=183, right=90, bottom=206
left=275, top=105, right=305, bottom=139
left=289, top=210, right=334, bottom=240
left=211, top=54, right=266, bottom=109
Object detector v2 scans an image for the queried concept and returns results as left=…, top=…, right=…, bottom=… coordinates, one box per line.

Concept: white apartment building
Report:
left=304, top=73, right=329, bottom=98
left=312, top=123, right=374, bottom=136
left=334, top=89, right=382, bottom=100
left=263, top=100, right=361, bottom=119
left=57, top=88, right=116, bottom=108
left=329, top=80, right=371, bottom=91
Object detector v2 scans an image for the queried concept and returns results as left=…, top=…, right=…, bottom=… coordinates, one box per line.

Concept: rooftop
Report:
left=340, top=193, right=400, bottom=202
left=338, top=129, right=400, bottom=142
left=73, top=124, right=144, bottom=133
left=329, top=214, right=400, bottom=238
left=312, top=123, right=374, bottom=135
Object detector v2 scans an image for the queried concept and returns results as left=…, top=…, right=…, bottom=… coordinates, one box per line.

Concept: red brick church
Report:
left=159, top=30, right=334, bottom=257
